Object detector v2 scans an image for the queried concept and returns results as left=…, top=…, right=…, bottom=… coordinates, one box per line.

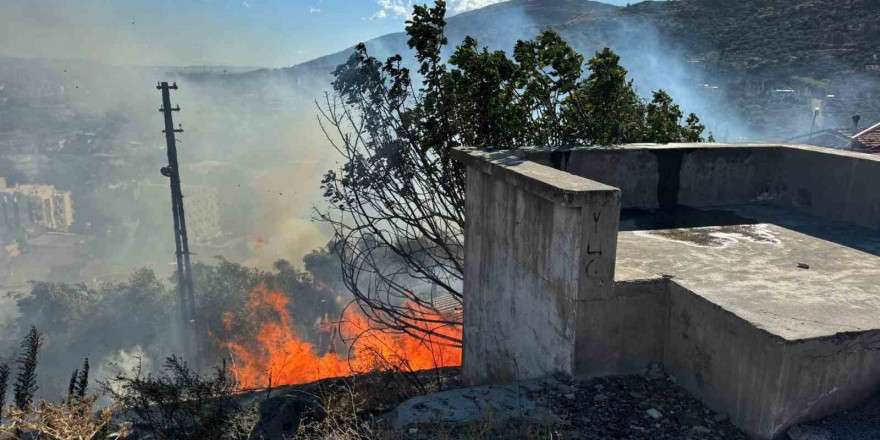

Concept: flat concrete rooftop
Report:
left=454, top=144, right=880, bottom=439
left=616, top=204, right=880, bottom=341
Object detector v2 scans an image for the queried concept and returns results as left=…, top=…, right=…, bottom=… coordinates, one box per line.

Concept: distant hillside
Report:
left=273, top=0, right=879, bottom=82
left=209, top=0, right=880, bottom=141
left=621, top=0, right=880, bottom=77
left=251, top=0, right=622, bottom=83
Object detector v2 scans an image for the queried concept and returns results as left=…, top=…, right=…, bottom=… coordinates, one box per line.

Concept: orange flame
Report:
left=224, top=285, right=461, bottom=389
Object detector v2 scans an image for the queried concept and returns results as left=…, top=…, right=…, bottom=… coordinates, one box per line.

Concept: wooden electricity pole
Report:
left=157, top=81, right=198, bottom=365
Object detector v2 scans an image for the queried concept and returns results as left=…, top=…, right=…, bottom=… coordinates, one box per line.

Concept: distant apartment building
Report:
left=0, top=178, right=74, bottom=233
left=183, top=184, right=222, bottom=243
left=139, top=182, right=222, bottom=243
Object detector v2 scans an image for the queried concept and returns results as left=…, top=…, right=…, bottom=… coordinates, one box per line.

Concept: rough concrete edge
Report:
left=608, top=277, right=669, bottom=297
left=664, top=277, right=880, bottom=349
left=451, top=147, right=620, bottom=207
left=664, top=277, right=800, bottom=346
left=665, top=277, right=880, bottom=439
left=514, top=143, right=880, bottom=163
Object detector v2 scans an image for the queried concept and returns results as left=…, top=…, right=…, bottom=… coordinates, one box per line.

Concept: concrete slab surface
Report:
left=616, top=205, right=880, bottom=341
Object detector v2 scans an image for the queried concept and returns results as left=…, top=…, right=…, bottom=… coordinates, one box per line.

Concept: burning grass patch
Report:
left=221, top=284, right=461, bottom=390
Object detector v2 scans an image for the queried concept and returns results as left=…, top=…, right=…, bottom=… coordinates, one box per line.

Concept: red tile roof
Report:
left=853, top=122, right=880, bottom=152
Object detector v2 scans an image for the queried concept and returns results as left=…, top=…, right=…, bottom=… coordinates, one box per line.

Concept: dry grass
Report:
left=292, top=382, right=382, bottom=440
left=223, top=405, right=261, bottom=440
left=291, top=368, right=563, bottom=440
left=0, top=395, right=130, bottom=440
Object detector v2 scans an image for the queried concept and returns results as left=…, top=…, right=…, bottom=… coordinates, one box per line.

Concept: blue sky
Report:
left=0, top=0, right=631, bottom=68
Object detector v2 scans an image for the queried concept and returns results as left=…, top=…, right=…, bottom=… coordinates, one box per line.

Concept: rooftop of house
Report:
left=616, top=204, right=880, bottom=341
left=452, top=143, right=880, bottom=437
left=513, top=143, right=880, bottom=343
left=853, top=121, right=880, bottom=152
left=784, top=120, right=880, bottom=153
left=785, top=128, right=854, bottom=146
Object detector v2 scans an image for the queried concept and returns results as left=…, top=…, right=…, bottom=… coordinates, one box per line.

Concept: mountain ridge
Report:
left=209, top=0, right=880, bottom=141
left=269, top=0, right=879, bottom=82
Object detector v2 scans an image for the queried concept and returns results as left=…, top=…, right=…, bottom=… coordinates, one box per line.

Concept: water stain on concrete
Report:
left=634, top=224, right=781, bottom=248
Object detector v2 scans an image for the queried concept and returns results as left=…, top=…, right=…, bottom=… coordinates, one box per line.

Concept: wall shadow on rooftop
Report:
left=619, top=205, right=758, bottom=231
left=620, top=203, right=880, bottom=258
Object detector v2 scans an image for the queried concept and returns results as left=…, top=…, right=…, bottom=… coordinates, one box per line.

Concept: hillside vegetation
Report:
left=285, top=0, right=880, bottom=81
left=622, top=0, right=880, bottom=77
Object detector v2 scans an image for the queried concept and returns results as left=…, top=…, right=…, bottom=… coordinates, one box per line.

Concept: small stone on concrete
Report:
left=797, top=262, right=810, bottom=269
left=646, top=364, right=665, bottom=380
left=646, top=408, right=663, bottom=420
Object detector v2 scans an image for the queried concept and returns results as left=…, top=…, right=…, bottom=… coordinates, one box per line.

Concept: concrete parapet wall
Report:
left=771, top=331, right=880, bottom=432
left=576, top=278, right=667, bottom=376
left=663, top=281, right=880, bottom=439
left=526, top=149, right=661, bottom=210
left=779, top=146, right=880, bottom=229
left=663, top=281, right=789, bottom=439
left=678, top=147, right=784, bottom=208
left=522, top=144, right=880, bottom=230
left=453, top=148, right=620, bottom=386
left=454, top=144, right=880, bottom=439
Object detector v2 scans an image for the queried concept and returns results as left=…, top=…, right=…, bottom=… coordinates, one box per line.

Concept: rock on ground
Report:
left=392, top=367, right=749, bottom=439
left=391, top=376, right=568, bottom=429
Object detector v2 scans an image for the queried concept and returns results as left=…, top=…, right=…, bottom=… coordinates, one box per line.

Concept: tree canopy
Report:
left=318, top=0, right=708, bottom=344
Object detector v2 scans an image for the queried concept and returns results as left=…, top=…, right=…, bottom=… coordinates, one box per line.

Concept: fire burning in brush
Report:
left=223, top=285, right=461, bottom=389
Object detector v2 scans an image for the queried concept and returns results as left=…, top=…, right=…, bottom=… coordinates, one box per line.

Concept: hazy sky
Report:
left=0, top=0, right=631, bottom=68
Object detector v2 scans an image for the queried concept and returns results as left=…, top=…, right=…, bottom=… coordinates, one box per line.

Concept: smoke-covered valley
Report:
left=0, top=56, right=349, bottom=399
left=1, top=0, right=879, bottom=403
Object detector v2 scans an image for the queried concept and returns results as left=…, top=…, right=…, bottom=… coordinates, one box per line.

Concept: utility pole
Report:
left=808, top=107, right=820, bottom=143
left=157, top=81, right=198, bottom=366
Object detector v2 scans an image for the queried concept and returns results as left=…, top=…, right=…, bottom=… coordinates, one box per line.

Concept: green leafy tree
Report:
left=67, top=368, right=78, bottom=397
left=646, top=90, right=683, bottom=143
left=103, top=356, right=240, bottom=440
left=646, top=90, right=706, bottom=143
left=565, top=48, right=645, bottom=144
left=13, top=326, right=42, bottom=411
left=76, top=358, right=89, bottom=397
left=319, top=0, right=707, bottom=343
left=18, top=269, right=173, bottom=399
left=0, top=362, right=9, bottom=416
left=684, top=113, right=707, bottom=143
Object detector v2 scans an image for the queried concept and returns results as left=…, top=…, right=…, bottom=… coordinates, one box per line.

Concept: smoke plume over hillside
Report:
left=2, top=0, right=878, bottom=402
